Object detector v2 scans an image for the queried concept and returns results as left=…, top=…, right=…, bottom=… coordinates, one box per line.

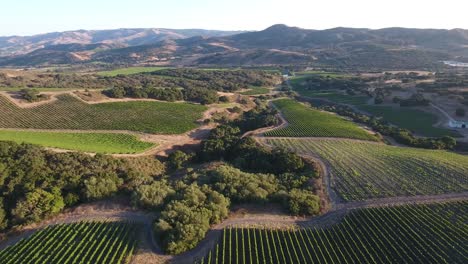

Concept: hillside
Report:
left=1, top=25, right=468, bottom=68
left=0, top=28, right=241, bottom=56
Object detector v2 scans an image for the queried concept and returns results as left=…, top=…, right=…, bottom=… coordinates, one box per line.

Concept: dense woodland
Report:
left=0, top=69, right=280, bottom=91
left=0, top=141, right=164, bottom=231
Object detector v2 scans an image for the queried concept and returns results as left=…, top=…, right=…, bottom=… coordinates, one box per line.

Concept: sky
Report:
left=1, top=0, right=467, bottom=36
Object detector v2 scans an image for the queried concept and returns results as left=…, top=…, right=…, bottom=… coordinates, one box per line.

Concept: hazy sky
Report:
left=1, top=0, right=467, bottom=36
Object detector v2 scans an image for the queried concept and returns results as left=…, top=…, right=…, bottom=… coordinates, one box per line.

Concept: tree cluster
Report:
left=150, top=69, right=281, bottom=92
left=0, top=141, right=164, bottom=229
left=105, top=86, right=218, bottom=104
left=0, top=69, right=280, bottom=94
left=398, top=93, right=430, bottom=107
left=19, top=89, right=49, bottom=102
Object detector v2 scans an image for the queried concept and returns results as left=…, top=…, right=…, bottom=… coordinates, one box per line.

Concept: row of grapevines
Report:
left=198, top=201, right=467, bottom=263
left=0, top=94, right=205, bottom=134
left=265, top=138, right=468, bottom=201
left=264, top=99, right=379, bottom=141
left=0, top=221, right=140, bottom=264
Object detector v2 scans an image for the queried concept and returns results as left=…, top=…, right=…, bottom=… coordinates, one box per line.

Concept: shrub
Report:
left=132, top=180, right=175, bottom=209
left=287, top=189, right=320, bottom=215
left=12, top=188, right=64, bottom=224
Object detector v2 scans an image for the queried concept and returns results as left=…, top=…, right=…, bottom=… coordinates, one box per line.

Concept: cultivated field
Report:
left=0, top=221, right=139, bottom=264
left=266, top=138, right=468, bottom=201
left=199, top=202, right=467, bottom=264
left=0, top=130, right=154, bottom=154
left=289, top=76, right=367, bottom=106
left=297, top=90, right=368, bottom=105
left=264, top=99, right=378, bottom=141
left=97, top=66, right=169, bottom=76
left=240, top=86, right=271, bottom=95
left=359, top=105, right=457, bottom=137
left=0, top=94, right=206, bottom=134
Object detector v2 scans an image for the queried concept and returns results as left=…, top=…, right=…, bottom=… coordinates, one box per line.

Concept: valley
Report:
left=0, top=22, right=467, bottom=264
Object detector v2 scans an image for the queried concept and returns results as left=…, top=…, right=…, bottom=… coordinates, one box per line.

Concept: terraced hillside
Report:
left=199, top=202, right=467, bottom=264
left=265, top=138, right=468, bottom=201
left=0, top=221, right=139, bottom=264
left=0, top=130, right=154, bottom=154
left=0, top=94, right=206, bottom=134
left=264, top=99, right=378, bottom=141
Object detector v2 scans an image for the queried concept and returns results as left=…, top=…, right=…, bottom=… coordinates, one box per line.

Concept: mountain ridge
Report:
left=1, top=25, right=468, bottom=69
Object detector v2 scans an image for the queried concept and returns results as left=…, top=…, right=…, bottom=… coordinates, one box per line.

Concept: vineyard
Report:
left=0, top=94, right=206, bottom=134
left=199, top=201, right=468, bottom=264
left=0, top=130, right=155, bottom=154
left=289, top=75, right=367, bottom=106
left=97, top=66, right=169, bottom=76
left=265, top=138, right=468, bottom=201
left=359, top=104, right=457, bottom=137
left=264, top=99, right=378, bottom=141
left=240, top=86, right=271, bottom=95
left=0, top=221, right=139, bottom=264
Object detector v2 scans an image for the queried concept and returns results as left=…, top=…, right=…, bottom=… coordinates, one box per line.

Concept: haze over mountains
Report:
left=1, top=24, right=468, bottom=69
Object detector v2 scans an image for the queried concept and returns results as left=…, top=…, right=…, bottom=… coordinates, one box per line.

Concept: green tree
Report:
left=287, top=189, right=320, bottom=216
left=155, top=184, right=229, bottom=254
left=20, top=89, right=40, bottom=102
left=83, top=174, right=122, bottom=201
left=167, top=151, right=192, bottom=170
left=132, top=180, right=175, bottom=209
left=12, top=188, right=64, bottom=224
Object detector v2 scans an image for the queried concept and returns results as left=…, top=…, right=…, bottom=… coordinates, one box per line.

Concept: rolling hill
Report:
left=1, top=25, right=468, bottom=69
left=0, top=28, right=241, bottom=56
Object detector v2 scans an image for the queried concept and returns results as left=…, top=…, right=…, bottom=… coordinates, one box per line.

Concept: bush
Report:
left=287, top=189, right=320, bottom=216
left=203, top=165, right=278, bottom=203
left=83, top=174, right=123, bottom=201
left=167, top=150, right=192, bottom=170
left=132, top=180, right=174, bottom=209
left=219, top=96, right=230, bottom=103
left=19, top=89, right=48, bottom=102
left=12, top=188, right=64, bottom=224
left=155, top=184, right=229, bottom=254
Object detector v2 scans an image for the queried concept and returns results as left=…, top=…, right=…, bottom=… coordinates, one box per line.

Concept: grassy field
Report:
left=359, top=105, right=458, bottom=137
left=0, top=130, right=154, bottom=154
left=0, top=94, right=206, bottom=134
left=200, top=202, right=467, bottom=264
left=0, top=221, right=139, bottom=264
left=97, top=66, right=169, bottom=76
left=266, top=138, right=468, bottom=201
left=265, top=99, right=378, bottom=141
left=240, top=86, right=271, bottom=95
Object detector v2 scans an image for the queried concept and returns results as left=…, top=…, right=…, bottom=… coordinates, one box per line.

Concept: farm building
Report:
left=449, top=120, right=468, bottom=128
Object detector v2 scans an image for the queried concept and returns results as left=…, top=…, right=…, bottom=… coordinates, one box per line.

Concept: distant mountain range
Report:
left=1, top=25, right=468, bottom=69
left=0, top=28, right=242, bottom=56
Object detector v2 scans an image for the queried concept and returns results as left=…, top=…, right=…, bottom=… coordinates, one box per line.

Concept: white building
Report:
left=449, top=120, right=468, bottom=129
